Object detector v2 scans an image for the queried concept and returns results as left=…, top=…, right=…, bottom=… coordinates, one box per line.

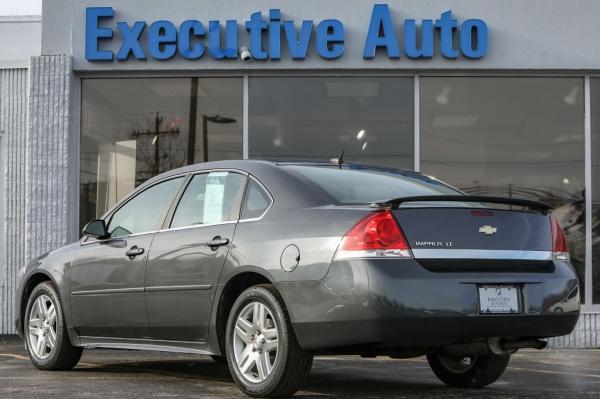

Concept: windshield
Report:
left=284, top=164, right=463, bottom=205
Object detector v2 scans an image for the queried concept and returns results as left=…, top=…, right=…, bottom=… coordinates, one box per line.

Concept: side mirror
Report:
left=82, top=219, right=108, bottom=239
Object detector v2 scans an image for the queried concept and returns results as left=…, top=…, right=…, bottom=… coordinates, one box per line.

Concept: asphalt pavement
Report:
left=1, top=337, right=599, bottom=398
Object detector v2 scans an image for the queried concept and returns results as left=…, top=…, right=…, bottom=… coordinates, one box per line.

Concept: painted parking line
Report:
left=0, top=353, right=29, bottom=360
left=507, top=366, right=600, bottom=380
left=0, top=353, right=100, bottom=367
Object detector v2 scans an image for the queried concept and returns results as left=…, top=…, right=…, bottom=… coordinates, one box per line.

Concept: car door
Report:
left=70, top=176, right=185, bottom=338
left=145, top=171, right=246, bottom=341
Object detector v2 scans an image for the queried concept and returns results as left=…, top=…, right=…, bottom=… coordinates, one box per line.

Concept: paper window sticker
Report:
left=203, top=172, right=228, bottom=224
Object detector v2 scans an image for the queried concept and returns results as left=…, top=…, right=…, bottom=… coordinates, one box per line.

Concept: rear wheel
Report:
left=25, top=282, right=82, bottom=370
left=427, top=353, right=510, bottom=388
left=225, top=285, right=313, bottom=397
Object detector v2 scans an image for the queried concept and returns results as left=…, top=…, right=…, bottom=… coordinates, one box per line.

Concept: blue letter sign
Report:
left=84, top=6, right=488, bottom=62
left=363, top=4, right=400, bottom=59
left=86, top=7, right=114, bottom=61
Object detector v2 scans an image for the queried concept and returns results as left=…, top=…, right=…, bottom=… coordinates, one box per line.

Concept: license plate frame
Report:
left=478, top=284, right=521, bottom=315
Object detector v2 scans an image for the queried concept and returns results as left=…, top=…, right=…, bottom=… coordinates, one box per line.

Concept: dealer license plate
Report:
left=478, top=285, right=520, bottom=314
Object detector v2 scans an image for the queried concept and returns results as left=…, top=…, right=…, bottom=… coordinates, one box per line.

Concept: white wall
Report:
left=0, top=16, right=41, bottom=68
left=42, top=0, right=600, bottom=72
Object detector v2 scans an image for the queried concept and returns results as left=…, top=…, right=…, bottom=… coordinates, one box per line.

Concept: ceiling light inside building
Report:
left=563, top=86, right=580, bottom=106
left=435, top=85, right=451, bottom=104
left=356, top=129, right=366, bottom=141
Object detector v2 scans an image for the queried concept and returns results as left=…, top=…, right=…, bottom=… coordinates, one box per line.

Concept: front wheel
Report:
left=427, top=353, right=510, bottom=388
left=24, top=282, right=83, bottom=370
left=225, top=285, right=313, bottom=397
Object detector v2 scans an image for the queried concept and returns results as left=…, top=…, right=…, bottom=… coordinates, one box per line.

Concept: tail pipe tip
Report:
left=444, top=338, right=548, bottom=357
left=490, top=337, right=547, bottom=355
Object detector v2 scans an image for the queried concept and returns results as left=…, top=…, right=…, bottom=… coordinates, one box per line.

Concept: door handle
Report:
left=125, top=245, right=145, bottom=259
left=207, top=236, right=229, bottom=249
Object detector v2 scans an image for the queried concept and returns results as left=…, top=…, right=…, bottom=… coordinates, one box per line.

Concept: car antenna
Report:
left=330, top=149, right=345, bottom=170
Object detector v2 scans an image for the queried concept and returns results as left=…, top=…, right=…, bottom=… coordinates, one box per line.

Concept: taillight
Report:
left=550, top=218, right=569, bottom=261
left=334, top=211, right=412, bottom=259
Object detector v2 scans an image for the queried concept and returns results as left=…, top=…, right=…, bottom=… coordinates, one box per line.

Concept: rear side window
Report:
left=241, top=179, right=272, bottom=220
left=107, top=177, right=184, bottom=238
left=284, top=165, right=461, bottom=205
left=170, top=172, right=245, bottom=228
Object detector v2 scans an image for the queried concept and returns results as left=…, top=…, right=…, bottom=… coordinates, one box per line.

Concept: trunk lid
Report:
left=393, top=207, right=552, bottom=254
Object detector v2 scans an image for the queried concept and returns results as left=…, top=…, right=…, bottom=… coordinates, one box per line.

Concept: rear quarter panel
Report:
left=223, top=206, right=370, bottom=283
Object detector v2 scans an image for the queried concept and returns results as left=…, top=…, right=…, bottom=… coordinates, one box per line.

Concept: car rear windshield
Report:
left=283, top=165, right=462, bottom=205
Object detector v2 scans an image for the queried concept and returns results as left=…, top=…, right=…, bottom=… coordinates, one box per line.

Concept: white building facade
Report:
left=1, top=1, right=599, bottom=347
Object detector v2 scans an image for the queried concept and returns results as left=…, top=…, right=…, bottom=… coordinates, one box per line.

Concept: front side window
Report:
left=170, top=172, right=245, bottom=228
left=107, top=177, right=184, bottom=238
left=241, top=180, right=272, bottom=219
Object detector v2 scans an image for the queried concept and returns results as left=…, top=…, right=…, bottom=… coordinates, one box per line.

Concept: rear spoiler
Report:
left=371, top=195, right=552, bottom=214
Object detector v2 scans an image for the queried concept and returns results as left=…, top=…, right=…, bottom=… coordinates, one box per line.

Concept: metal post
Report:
left=187, top=77, right=199, bottom=165
left=243, top=75, right=249, bottom=159
left=414, top=75, right=420, bottom=172
left=202, top=115, right=209, bottom=162
left=154, top=112, right=160, bottom=175
left=584, top=76, right=593, bottom=307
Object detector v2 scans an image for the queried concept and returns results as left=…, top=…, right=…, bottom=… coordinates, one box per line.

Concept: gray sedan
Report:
left=14, top=160, right=579, bottom=397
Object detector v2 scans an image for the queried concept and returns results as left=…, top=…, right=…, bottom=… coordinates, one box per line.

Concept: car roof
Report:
left=103, top=159, right=430, bottom=219
left=144, top=159, right=420, bottom=182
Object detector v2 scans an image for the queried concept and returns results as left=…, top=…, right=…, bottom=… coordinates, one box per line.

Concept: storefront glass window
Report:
left=421, top=77, right=586, bottom=301
left=591, top=78, right=600, bottom=304
left=80, top=78, right=243, bottom=231
left=249, top=77, right=414, bottom=169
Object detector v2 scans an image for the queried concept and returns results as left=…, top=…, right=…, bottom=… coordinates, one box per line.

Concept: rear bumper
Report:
left=277, top=258, right=580, bottom=350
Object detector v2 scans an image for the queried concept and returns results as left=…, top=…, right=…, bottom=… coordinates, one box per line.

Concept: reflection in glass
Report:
left=170, top=172, right=244, bottom=228
left=107, top=177, right=184, bottom=238
left=249, top=77, right=414, bottom=169
left=80, top=78, right=243, bottom=232
left=421, top=77, right=586, bottom=301
left=591, top=79, right=600, bottom=303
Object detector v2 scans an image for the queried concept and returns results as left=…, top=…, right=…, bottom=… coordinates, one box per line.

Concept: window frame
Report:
left=81, top=174, right=187, bottom=244
left=160, top=168, right=250, bottom=232
left=239, top=175, right=274, bottom=222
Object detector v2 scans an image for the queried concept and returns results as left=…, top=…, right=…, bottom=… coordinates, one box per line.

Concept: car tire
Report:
left=427, top=353, right=510, bottom=388
left=24, top=282, right=83, bottom=370
left=225, top=285, right=313, bottom=398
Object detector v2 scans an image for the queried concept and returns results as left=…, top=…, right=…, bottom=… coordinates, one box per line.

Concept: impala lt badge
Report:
left=479, top=225, right=498, bottom=235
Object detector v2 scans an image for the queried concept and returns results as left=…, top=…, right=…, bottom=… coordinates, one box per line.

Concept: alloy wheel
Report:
left=232, top=301, right=279, bottom=383
left=28, top=295, right=57, bottom=359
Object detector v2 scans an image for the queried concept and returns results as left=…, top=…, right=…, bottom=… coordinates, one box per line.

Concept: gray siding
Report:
left=0, top=17, right=42, bottom=69
left=25, top=55, right=78, bottom=265
left=547, top=313, right=600, bottom=349
left=0, top=69, right=28, bottom=335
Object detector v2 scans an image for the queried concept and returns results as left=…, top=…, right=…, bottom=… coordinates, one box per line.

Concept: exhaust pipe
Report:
left=501, top=339, right=547, bottom=351
left=443, top=338, right=547, bottom=357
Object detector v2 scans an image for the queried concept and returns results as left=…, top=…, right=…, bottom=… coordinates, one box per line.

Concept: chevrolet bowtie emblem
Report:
left=479, top=225, right=498, bottom=235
